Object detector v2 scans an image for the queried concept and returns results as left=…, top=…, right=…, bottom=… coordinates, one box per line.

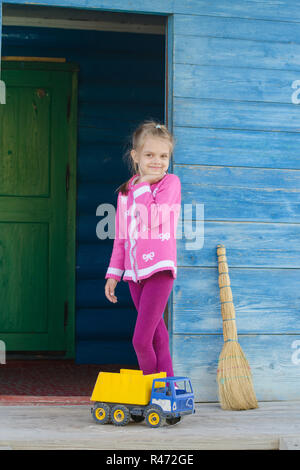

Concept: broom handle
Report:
left=217, top=244, right=238, bottom=342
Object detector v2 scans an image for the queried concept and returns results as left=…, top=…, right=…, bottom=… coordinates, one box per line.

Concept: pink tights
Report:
left=127, top=270, right=175, bottom=377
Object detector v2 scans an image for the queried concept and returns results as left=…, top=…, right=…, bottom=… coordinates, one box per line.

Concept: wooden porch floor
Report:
left=0, top=401, right=299, bottom=450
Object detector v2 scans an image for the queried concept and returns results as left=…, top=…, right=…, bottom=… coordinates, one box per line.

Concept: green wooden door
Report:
left=0, top=62, right=76, bottom=352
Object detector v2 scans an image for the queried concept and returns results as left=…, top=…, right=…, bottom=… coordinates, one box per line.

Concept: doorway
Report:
left=1, top=5, right=168, bottom=372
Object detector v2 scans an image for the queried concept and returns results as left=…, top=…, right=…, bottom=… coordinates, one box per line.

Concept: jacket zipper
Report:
left=134, top=248, right=140, bottom=283
left=132, top=240, right=139, bottom=282
left=129, top=219, right=139, bottom=283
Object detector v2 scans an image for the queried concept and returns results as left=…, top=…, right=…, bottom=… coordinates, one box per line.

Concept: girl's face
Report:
left=131, top=137, right=171, bottom=177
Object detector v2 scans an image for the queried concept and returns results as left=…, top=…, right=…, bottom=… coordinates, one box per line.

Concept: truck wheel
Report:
left=92, top=403, right=111, bottom=424
left=145, top=406, right=163, bottom=428
left=111, top=405, right=131, bottom=426
left=166, top=417, right=181, bottom=425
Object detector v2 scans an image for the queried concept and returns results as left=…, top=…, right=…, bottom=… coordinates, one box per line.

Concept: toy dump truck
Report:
left=90, top=369, right=195, bottom=428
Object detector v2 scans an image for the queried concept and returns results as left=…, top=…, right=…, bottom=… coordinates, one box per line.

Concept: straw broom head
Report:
left=216, top=244, right=258, bottom=410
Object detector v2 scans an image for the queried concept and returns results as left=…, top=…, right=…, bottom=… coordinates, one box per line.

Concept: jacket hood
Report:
left=128, top=173, right=139, bottom=189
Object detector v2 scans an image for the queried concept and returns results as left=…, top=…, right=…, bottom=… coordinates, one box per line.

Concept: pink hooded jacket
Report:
left=105, top=172, right=181, bottom=283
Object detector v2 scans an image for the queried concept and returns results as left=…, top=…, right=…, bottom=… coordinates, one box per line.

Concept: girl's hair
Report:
left=115, top=120, right=175, bottom=195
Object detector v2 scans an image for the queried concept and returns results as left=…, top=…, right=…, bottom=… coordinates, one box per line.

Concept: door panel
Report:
left=1, top=86, right=50, bottom=196
left=0, top=222, right=48, bottom=333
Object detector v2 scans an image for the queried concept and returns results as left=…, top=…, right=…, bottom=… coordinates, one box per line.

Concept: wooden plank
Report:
left=2, top=5, right=165, bottom=34
left=2, top=24, right=166, bottom=52
left=3, top=25, right=163, bottom=51
left=77, top=56, right=164, bottom=82
left=2, top=56, right=66, bottom=61
left=172, top=334, right=300, bottom=401
left=0, top=402, right=295, bottom=450
left=0, top=4, right=4, bottom=106
left=3, top=16, right=164, bottom=35
left=0, top=333, right=53, bottom=350
left=176, top=166, right=300, bottom=223
left=79, top=101, right=163, bottom=128
left=178, top=165, right=300, bottom=190
left=77, top=215, right=110, bottom=244
left=65, top=67, right=78, bottom=358
left=174, top=63, right=299, bottom=105
left=174, top=13, right=300, bottom=44
left=76, top=307, right=136, bottom=339
left=2, top=66, right=78, bottom=82
left=76, top=279, right=132, bottom=309
left=166, top=14, right=174, bottom=131
left=76, top=219, right=300, bottom=274
left=179, top=185, right=299, bottom=222
left=176, top=221, right=300, bottom=268
left=76, top=241, right=108, bottom=277
left=3, top=0, right=300, bottom=24
left=279, top=437, right=300, bottom=450
left=173, top=0, right=300, bottom=23
left=76, top=339, right=138, bottom=365
left=2, top=0, right=173, bottom=15
left=79, top=81, right=163, bottom=105
left=0, top=3, right=2, bottom=61
left=174, top=97, right=300, bottom=132
left=173, top=127, right=300, bottom=169
left=172, top=267, right=300, bottom=334
left=175, top=35, right=300, bottom=72
left=77, top=182, right=118, bottom=213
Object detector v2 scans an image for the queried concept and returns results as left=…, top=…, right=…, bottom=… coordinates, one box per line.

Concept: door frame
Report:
left=2, top=59, right=78, bottom=358
left=1, top=7, right=174, bottom=360
left=165, top=14, right=175, bottom=355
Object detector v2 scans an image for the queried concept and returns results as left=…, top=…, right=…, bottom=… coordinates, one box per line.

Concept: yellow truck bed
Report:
left=90, top=369, right=167, bottom=406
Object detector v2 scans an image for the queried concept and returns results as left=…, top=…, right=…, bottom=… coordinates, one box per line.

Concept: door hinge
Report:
left=67, top=95, right=71, bottom=121
left=66, top=163, right=70, bottom=194
left=64, top=301, right=69, bottom=329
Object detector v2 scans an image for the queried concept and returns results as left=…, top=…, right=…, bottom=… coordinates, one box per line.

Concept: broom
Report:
left=216, top=244, right=258, bottom=410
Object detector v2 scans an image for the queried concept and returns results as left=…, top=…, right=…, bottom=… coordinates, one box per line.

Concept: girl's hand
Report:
left=138, top=173, right=165, bottom=185
left=105, top=278, right=118, bottom=303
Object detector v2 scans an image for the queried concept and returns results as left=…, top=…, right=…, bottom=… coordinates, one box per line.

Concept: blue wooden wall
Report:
left=171, top=5, right=300, bottom=402
left=1, top=24, right=165, bottom=365
left=1, top=0, right=300, bottom=402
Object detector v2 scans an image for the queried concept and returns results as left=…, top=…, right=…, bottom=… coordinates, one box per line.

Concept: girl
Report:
left=104, top=120, right=181, bottom=378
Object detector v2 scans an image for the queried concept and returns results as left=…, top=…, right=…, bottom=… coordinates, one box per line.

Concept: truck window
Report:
left=175, top=381, right=192, bottom=393
left=154, top=383, right=166, bottom=394
left=185, top=380, right=192, bottom=393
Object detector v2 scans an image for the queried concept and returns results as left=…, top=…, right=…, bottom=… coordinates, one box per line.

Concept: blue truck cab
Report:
left=150, top=376, right=195, bottom=420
